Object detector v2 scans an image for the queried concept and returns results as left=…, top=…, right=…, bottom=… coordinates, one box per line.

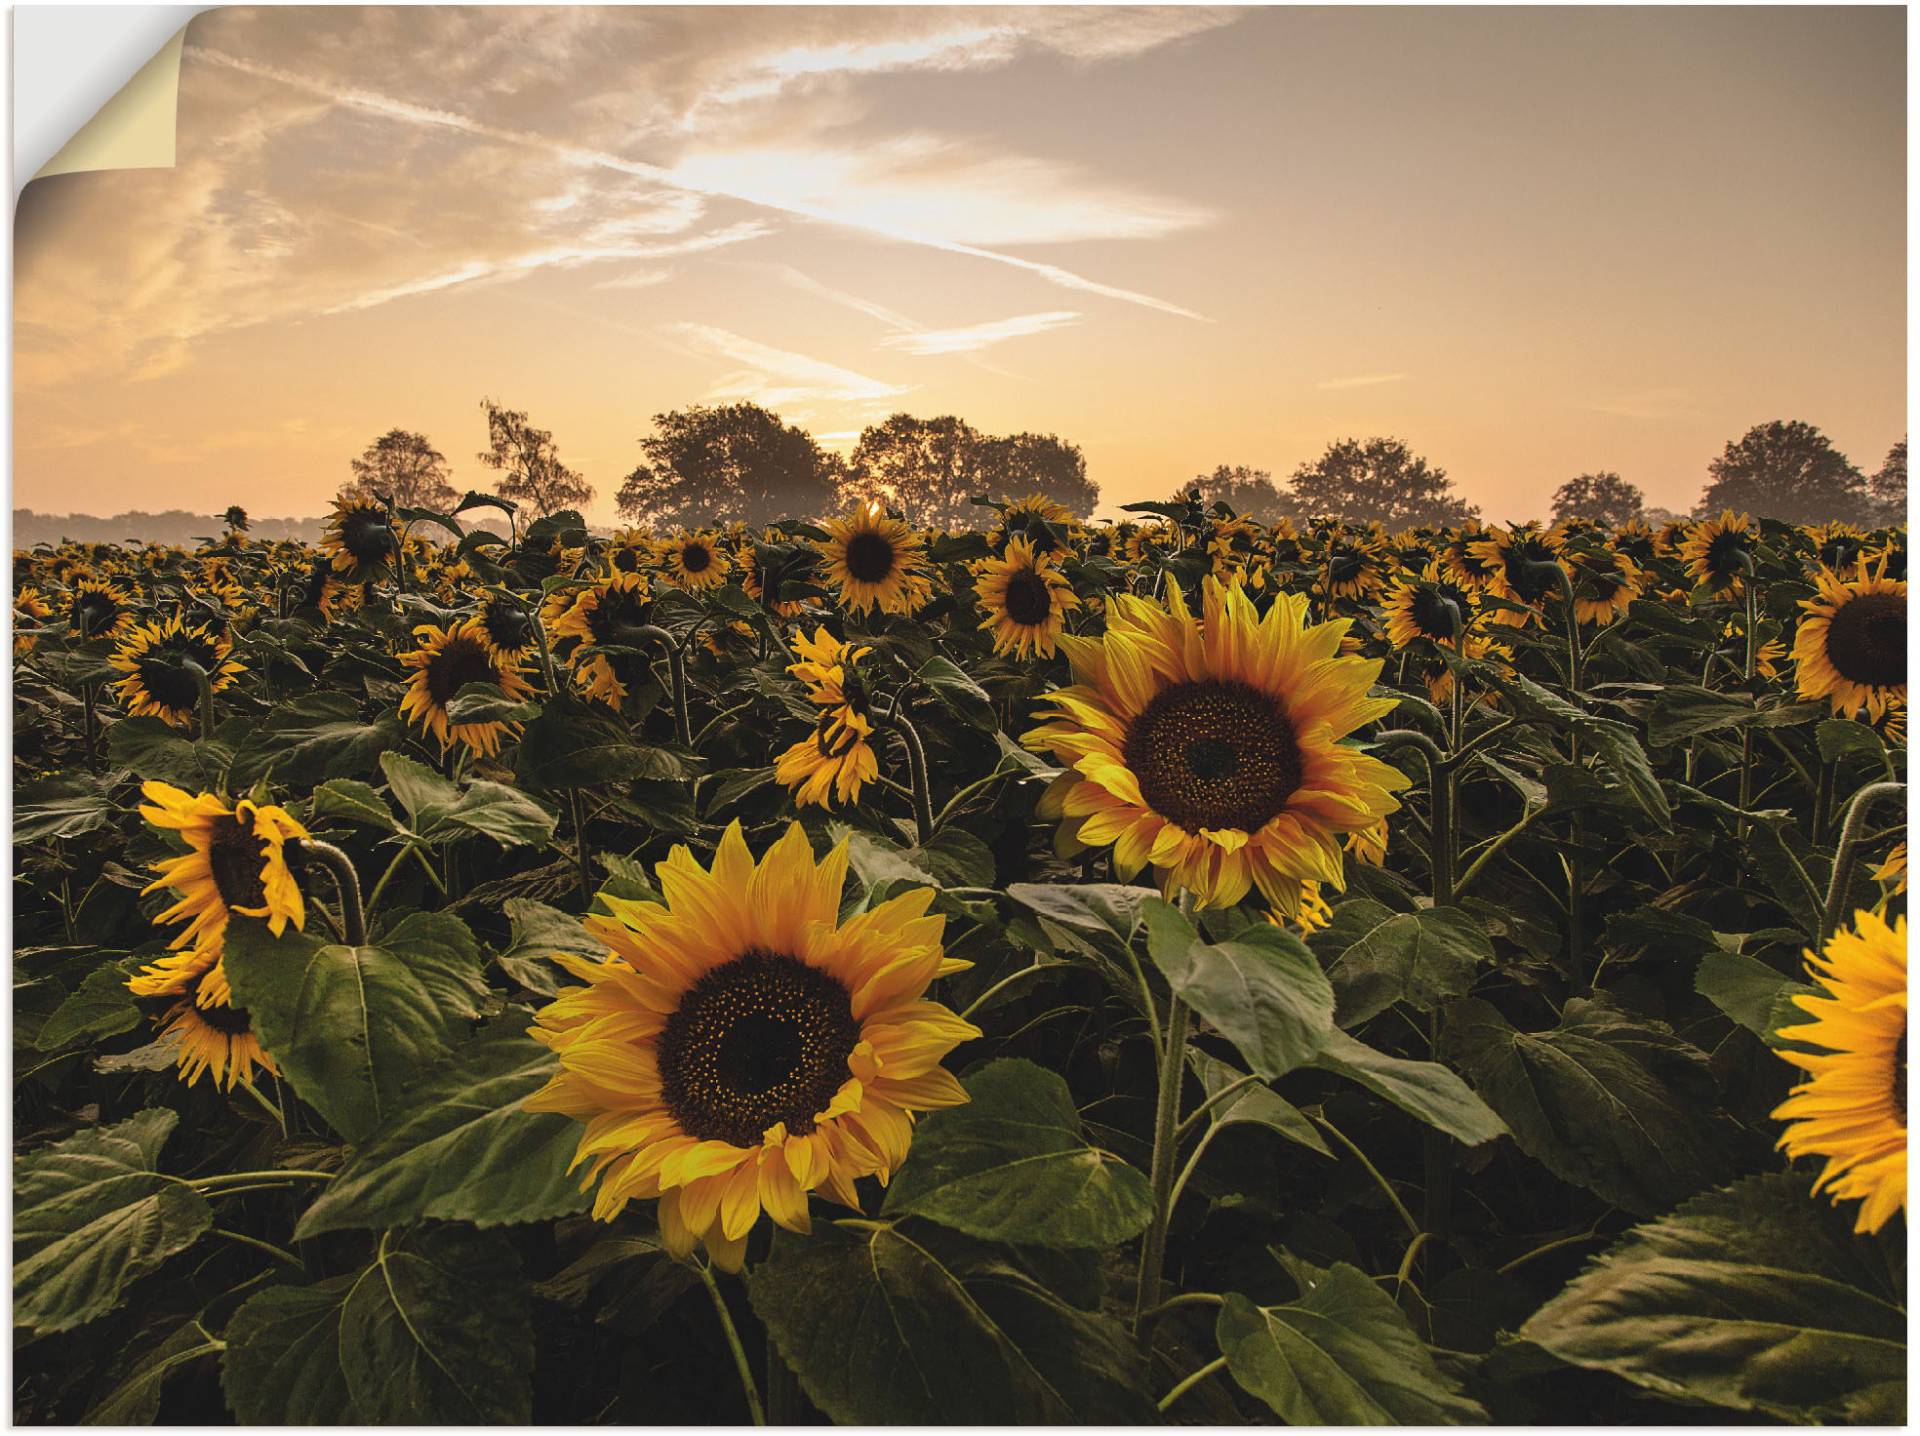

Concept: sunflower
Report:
left=988, top=493, right=1081, bottom=557
left=320, top=495, right=398, bottom=582
left=1023, top=578, right=1407, bottom=913
left=475, top=596, right=541, bottom=663
left=1565, top=546, right=1643, bottom=626
left=1382, top=564, right=1476, bottom=649
left=1469, top=524, right=1567, bottom=623
left=1320, top=535, right=1389, bottom=601
left=657, top=530, right=730, bottom=591
left=1268, top=881, right=1334, bottom=937
left=1346, top=818, right=1388, bottom=867
left=1614, top=518, right=1657, bottom=568
left=975, top=537, right=1081, bottom=658
left=14, top=586, right=50, bottom=655
left=1792, top=558, right=1906, bottom=722
left=1772, top=909, right=1906, bottom=1235
left=1807, top=522, right=1869, bottom=576
left=820, top=506, right=932, bottom=616
left=607, top=528, right=652, bottom=576
left=775, top=628, right=878, bottom=808
left=137, top=782, right=309, bottom=956
left=1678, top=510, right=1756, bottom=596
left=525, top=821, right=979, bottom=1270
left=1871, top=842, right=1906, bottom=898
left=107, top=615, right=245, bottom=728
left=398, top=618, right=537, bottom=758
left=548, top=571, right=654, bottom=709
left=153, top=957, right=277, bottom=1092
left=70, top=577, right=135, bottom=639
left=1439, top=523, right=1500, bottom=592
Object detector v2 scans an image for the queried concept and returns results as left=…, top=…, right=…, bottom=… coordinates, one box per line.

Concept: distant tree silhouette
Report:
left=847, top=415, right=988, bottom=528
left=1695, top=420, right=1869, bottom=524
left=341, top=429, right=459, bottom=512
left=1286, top=437, right=1478, bottom=529
left=1869, top=439, right=1906, bottom=528
left=1550, top=471, right=1645, bottom=527
left=972, top=432, right=1099, bottom=517
left=477, top=401, right=593, bottom=519
left=1174, top=464, right=1289, bottom=523
left=615, top=403, right=841, bottom=527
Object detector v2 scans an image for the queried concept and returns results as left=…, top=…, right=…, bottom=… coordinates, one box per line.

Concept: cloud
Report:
left=668, top=322, right=909, bottom=407
left=881, top=311, right=1081, bottom=355
left=1316, top=372, right=1410, bottom=391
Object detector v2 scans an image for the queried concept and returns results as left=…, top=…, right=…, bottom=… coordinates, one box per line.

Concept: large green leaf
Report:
left=915, top=653, right=998, bottom=731
left=1217, top=1266, right=1487, bottom=1423
left=1005, top=881, right=1156, bottom=1012
left=35, top=964, right=142, bottom=1052
left=1644, top=685, right=1757, bottom=747
left=514, top=699, right=700, bottom=791
left=293, top=1009, right=590, bottom=1238
left=1308, top=1029, right=1507, bottom=1147
left=881, top=1058, right=1152, bottom=1248
left=104, top=715, right=234, bottom=790
left=1311, top=901, right=1492, bottom=1025
left=14, top=777, right=114, bottom=842
left=1696, top=949, right=1817, bottom=1041
left=221, top=1280, right=358, bottom=1423
left=1143, top=898, right=1336, bottom=1079
left=84, top=1318, right=224, bottom=1424
left=493, top=897, right=608, bottom=996
left=748, top=1219, right=1152, bottom=1424
left=1521, top=1174, right=1905, bottom=1422
left=379, top=751, right=558, bottom=848
left=1188, top=1051, right=1330, bottom=1157
left=1438, top=996, right=1733, bottom=1215
left=14, top=1110, right=211, bottom=1334
left=227, top=692, right=404, bottom=788
left=223, top=911, right=490, bottom=1142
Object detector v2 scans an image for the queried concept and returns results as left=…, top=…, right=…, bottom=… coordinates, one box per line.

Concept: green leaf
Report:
left=221, top=1280, right=358, bottom=1423
left=84, top=1318, right=223, bottom=1424
left=1217, top=1267, right=1487, bottom=1424
left=1695, top=949, right=1816, bottom=1040
left=1307, top=1029, right=1507, bottom=1146
left=1143, top=897, right=1336, bottom=1079
left=1817, top=717, right=1890, bottom=766
left=1520, top=1174, right=1905, bottom=1422
left=1311, top=901, right=1492, bottom=1025
left=915, top=653, right=998, bottom=731
left=515, top=699, right=701, bottom=791
left=1743, top=816, right=1825, bottom=938
left=493, top=897, right=607, bottom=995
left=1437, top=996, right=1733, bottom=1215
left=14, top=1110, right=212, bottom=1334
left=445, top=680, right=542, bottom=725
left=748, top=1219, right=1153, bottom=1423
left=293, top=1009, right=591, bottom=1239
left=223, top=912, right=490, bottom=1143
left=105, top=715, right=232, bottom=789
left=14, top=778, right=114, bottom=842
left=1644, top=685, right=1757, bottom=747
left=881, top=1058, right=1152, bottom=1248
left=228, top=692, right=404, bottom=788
left=1189, top=1051, right=1330, bottom=1157
left=307, top=778, right=399, bottom=833
left=36, top=964, right=141, bottom=1051
left=1005, top=881, right=1155, bottom=1010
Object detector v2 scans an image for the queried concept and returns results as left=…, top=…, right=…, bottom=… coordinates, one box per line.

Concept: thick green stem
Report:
left=1157, top=1356, right=1228, bottom=1413
left=1314, top=1115, right=1420, bottom=1238
left=1822, top=781, right=1905, bottom=943
left=567, top=789, right=594, bottom=901
left=291, top=840, right=367, bottom=945
left=1133, top=995, right=1192, bottom=1334
left=884, top=711, right=936, bottom=846
left=696, top=1262, right=765, bottom=1426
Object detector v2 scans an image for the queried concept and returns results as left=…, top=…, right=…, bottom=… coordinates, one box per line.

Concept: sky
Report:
left=12, top=4, right=1908, bottom=526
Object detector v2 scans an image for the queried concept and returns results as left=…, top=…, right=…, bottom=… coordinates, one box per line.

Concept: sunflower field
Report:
left=11, top=491, right=1908, bottom=1424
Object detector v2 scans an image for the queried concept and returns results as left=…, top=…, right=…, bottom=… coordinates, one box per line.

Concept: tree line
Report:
left=338, top=401, right=1906, bottom=532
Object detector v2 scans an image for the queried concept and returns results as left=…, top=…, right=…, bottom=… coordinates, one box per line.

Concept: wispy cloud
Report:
left=1316, top=372, right=1409, bottom=391
left=668, top=322, right=909, bottom=407
left=882, top=311, right=1082, bottom=356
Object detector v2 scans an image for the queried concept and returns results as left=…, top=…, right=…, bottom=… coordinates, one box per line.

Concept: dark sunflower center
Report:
left=1122, top=679, right=1303, bottom=833
left=481, top=599, right=533, bottom=654
left=341, top=509, right=395, bottom=562
left=1894, top=1028, right=1907, bottom=1125
left=1004, top=568, right=1054, bottom=627
left=1409, top=585, right=1465, bottom=641
left=681, top=542, right=712, bottom=574
left=1823, top=592, right=1906, bottom=689
left=611, top=547, right=641, bottom=573
left=658, top=950, right=860, bottom=1147
left=845, top=530, right=897, bottom=584
left=1820, top=537, right=1863, bottom=570
left=586, top=589, right=649, bottom=644
left=74, top=592, right=121, bottom=634
left=1504, top=544, right=1562, bottom=603
left=1328, top=552, right=1366, bottom=585
left=208, top=813, right=269, bottom=911
left=426, top=637, right=502, bottom=706
left=1706, top=529, right=1749, bottom=579
left=191, top=988, right=255, bottom=1036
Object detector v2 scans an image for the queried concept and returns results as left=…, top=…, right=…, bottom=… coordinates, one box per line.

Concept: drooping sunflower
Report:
left=820, top=506, right=932, bottom=616
left=1772, top=909, right=1907, bottom=1235
left=150, top=954, right=278, bottom=1092
left=548, top=571, right=654, bottom=709
left=14, top=586, right=51, bottom=655
left=1806, top=521, right=1869, bottom=577
left=774, top=628, right=878, bottom=808
left=107, top=615, right=245, bottom=728
left=475, top=595, right=541, bottom=664
left=525, top=821, right=979, bottom=1270
left=398, top=618, right=537, bottom=758
left=1793, top=559, right=1906, bottom=722
left=1469, top=524, right=1567, bottom=624
left=1565, top=546, right=1644, bottom=626
left=1023, top=579, right=1408, bottom=913
left=607, top=528, right=653, bottom=576
left=1439, top=522, right=1500, bottom=592
left=975, top=536, right=1081, bottom=658
left=137, top=782, right=309, bottom=956
left=1614, top=518, right=1657, bottom=568
left=320, top=495, right=398, bottom=582
left=1382, top=564, right=1477, bottom=649
left=657, top=530, right=730, bottom=591
left=70, top=577, right=135, bottom=640
left=1320, top=535, right=1390, bottom=601
left=988, top=493, right=1082, bottom=557
left=1678, top=510, right=1756, bottom=596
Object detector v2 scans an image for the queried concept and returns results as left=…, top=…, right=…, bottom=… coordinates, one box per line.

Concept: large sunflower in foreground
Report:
left=1023, top=578, right=1407, bottom=912
left=525, top=821, right=979, bottom=1270
left=820, top=505, right=932, bottom=616
left=107, top=615, right=245, bottom=728
left=136, top=781, right=309, bottom=956
left=398, top=617, right=537, bottom=758
left=320, top=495, right=398, bottom=582
left=774, top=628, right=878, bottom=808
left=976, top=536, right=1081, bottom=658
left=1772, top=909, right=1906, bottom=1235
left=1793, top=558, right=1906, bottom=722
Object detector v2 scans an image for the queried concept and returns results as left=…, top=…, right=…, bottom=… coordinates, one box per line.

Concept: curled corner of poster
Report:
left=32, top=26, right=189, bottom=185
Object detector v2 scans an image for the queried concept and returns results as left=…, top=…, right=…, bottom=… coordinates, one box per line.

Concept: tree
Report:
left=1695, top=420, right=1869, bottom=524
left=1869, top=439, right=1906, bottom=527
left=1550, top=471, right=1645, bottom=527
left=1285, top=437, right=1478, bottom=529
left=846, top=415, right=987, bottom=528
left=476, top=400, right=594, bottom=518
left=972, top=432, right=1099, bottom=518
left=616, top=404, right=841, bottom=528
left=1174, top=464, right=1290, bottom=523
left=341, top=429, right=459, bottom=512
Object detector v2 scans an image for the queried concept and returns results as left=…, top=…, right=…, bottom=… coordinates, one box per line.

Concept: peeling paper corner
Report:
left=34, top=26, right=189, bottom=184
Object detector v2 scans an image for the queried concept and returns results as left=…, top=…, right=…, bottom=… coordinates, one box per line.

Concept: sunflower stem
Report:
left=567, top=788, right=595, bottom=901
left=291, top=840, right=367, bottom=945
left=883, top=711, right=936, bottom=846
left=1133, top=987, right=1191, bottom=1337
left=1737, top=580, right=1760, bottom=842
left=81, top=681, right=99, bottom=770
left=1313, top=1113, right=1421, bottom=1239
left=1157, top=1356, right=1228, bottom=1413
left=695, top=1261, right=766, bottom=1426
left=1821, top=781, right=1905, bottom=943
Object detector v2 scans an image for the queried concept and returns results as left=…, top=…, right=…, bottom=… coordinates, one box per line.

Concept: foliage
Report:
left=1699, top=419, right=1872, bottom=525
left=476, top=398, right=594, bottom=518
left=1286, top=435, right=1480, bottom=528
left=1550, top=470, right=1645, bottom=526
left=341, top=429, right=460, bottom=513
left=615, top=403, right=842, bottom=529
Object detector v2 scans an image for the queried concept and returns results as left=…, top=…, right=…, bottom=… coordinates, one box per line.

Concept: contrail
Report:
left=188, top=46, right=1211, bottom=322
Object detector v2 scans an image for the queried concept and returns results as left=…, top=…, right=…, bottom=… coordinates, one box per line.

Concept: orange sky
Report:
left=13, top=5, right=1908, bottom=526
